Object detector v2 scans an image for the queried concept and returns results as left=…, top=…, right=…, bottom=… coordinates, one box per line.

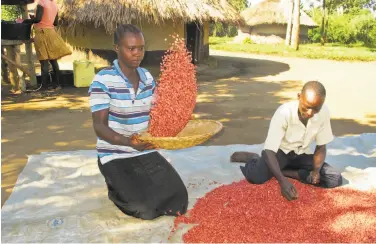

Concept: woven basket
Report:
left=139, top=120, right=223, bottom=150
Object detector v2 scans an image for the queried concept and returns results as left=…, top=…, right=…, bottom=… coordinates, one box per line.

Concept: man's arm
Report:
left=263, top=106, right=298, bottom=200
left=263, top=106, right=288, bottom=183
left=263, top=150, right=298, bottom=200
left=309, top=106, right=333, bottom=184
left=313, top=144, right=326, bottom=170
left=263, top=150, right=285, bottom=183
left=307, top=144, right=326, bottom=184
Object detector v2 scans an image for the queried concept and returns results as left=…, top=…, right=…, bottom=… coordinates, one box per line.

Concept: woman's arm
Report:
left=92, top=109, right=130, bottom=147
left=92, top=109, right=155, bottom=151
left=22, top=5, right=44, bottom=24
left=53, top=13, right=58, bottom=26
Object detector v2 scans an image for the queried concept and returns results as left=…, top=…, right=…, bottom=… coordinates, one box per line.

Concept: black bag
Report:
left=1, top=0, right=34, bottom=5
left=1, top=21, right=32, bottom=40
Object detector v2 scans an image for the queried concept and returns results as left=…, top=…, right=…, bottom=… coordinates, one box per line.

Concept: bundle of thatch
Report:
left=59, top=0, right=241, bottom=33
left=241, top=0, right=317, bottom=27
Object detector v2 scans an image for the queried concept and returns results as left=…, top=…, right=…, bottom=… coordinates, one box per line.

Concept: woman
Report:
left=88, top=24, right=188, bottom=220
left=19, top=0, right=71, bottom=89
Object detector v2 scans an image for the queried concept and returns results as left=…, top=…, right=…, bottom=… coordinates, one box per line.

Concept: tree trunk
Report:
left=285, top=0, right=294, bottom=46
left=1, top=48, right=10, bottom=85
left=320, top=0, right=326, bottom=45
left=291, top=0, right=301, bottom=50
left=324, top=15, right=329, bottom=40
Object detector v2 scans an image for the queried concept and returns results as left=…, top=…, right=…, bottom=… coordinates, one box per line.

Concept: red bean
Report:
left=149, top=35, right=197, bottom=137
left=172, top=179, right=376, bottom=243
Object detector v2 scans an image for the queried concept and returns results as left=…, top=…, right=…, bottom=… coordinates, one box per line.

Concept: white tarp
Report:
left=2, top=133, right=376, bottom=243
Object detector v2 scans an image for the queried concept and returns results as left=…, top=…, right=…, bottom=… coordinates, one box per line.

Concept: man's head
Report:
left=114, top=24, right=145, bottom=69
left=297, top=81, right=326, bottom=120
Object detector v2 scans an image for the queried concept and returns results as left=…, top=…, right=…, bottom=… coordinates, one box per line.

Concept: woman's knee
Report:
left=137, top=209, right=159, bottom=220
left=130, top=203, right=159, bottom=220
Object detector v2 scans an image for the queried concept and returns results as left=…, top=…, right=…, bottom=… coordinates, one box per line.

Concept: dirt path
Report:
left=2, top=52, right=375, bottom=206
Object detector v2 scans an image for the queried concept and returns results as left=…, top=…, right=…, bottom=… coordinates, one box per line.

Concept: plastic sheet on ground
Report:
left=2, top=134, right=376, bottom=243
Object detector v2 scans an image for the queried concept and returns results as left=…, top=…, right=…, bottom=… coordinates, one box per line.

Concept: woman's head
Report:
left=114, top=24, right=145, bottom=69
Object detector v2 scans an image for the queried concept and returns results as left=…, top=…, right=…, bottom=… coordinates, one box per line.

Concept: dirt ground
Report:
left=2, top=50, right=376, bottom=206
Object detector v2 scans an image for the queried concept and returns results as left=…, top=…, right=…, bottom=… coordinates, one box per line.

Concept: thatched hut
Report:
left=234, top=0, right=317, bottom=44
left=58, top=0, right=240, bottom=64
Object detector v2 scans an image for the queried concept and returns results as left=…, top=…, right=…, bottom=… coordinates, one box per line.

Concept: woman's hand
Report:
left=129, top=134, right=157, bottom=151
left=16, top=18, right=24, bottom=23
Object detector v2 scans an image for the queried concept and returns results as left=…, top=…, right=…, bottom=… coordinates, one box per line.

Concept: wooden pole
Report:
left=5, top=46, right=20, bottom=91
left=14, top=45, right=26, bottom=91
left=1, top=54, right=33, bottom=77
left=285, top=0, right=294, bottom=46
left=21, top=4, right=37, bottom=86
left=1, top=48, right=11, bottom=84
left=290, top=0, right=301, bottom=50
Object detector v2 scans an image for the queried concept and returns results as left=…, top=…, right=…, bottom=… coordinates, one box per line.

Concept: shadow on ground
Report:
left=2, top=54, right=375, bottom=207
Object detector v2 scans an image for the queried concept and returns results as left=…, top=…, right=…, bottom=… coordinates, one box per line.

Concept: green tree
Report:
left=308, top=7, right=376, bottom=47
left=210, top=0, right=248, bottom=37
left=1, top=5, right=22, bottom=21
left=309, top=0, right=374, bottom=44
left=339, top=0, right=376, bottom=12
left=229, top=0, right=248, bottom=11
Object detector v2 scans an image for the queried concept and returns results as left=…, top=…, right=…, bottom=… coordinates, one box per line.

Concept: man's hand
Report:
left=129, top=134, right=157, bottom=151
left=280, top=179, right=299, bottom=201
left=307, top=169, right=321, bottom=185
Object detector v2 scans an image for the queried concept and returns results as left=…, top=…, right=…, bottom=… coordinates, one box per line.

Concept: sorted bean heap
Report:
left=149, top=35, right=197, bottom=137
left=173, top=179, right=376, bottom=243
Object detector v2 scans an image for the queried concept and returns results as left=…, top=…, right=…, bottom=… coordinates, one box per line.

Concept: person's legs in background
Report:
left=49, top=59, right=60, bottom=88
left=39, top=60, right=50, bottom=89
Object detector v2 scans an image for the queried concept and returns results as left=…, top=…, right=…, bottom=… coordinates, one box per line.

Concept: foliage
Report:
left=243, top=37, right=253, bottom=44
left=229, top=0, right=248, bottom=12
left=1, top=5, right=22, bottom=21
left=339, top=0, right=376, bottom=12
left=308, top=0, right=376, bottom=13
left=307, top=6, right=376, bottom=47
left=209, top=37, right=376, bottom=61
left=210, top=0, right=248, bottom=37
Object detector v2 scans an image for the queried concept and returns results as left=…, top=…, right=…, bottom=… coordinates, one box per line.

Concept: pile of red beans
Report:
left=173, top=179, right=376, bottom=243
left=149, top=35, right=197, bottom=137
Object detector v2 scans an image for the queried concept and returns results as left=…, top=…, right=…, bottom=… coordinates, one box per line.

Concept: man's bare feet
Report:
left=230, top=152, right=260, bottom=163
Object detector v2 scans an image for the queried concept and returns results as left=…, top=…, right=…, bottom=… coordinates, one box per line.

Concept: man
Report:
left=231, top=81, right=342, bottom=201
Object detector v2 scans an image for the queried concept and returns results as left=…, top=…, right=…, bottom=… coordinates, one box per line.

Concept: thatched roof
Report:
left=59, top=0, right=241, bottom=33
left=241, top=0, right=317, bottom=27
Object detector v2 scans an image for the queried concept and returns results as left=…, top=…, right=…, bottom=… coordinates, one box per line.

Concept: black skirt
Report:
left=98, top=152, right=188, bottom=220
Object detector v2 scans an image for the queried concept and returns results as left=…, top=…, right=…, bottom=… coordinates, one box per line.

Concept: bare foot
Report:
left=230, top=152, right=260, bottom=163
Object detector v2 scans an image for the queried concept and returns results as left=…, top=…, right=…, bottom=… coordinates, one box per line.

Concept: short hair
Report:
left=114, top=24, right=142, bottom=45
left=302, top=81, right=326, bottom=98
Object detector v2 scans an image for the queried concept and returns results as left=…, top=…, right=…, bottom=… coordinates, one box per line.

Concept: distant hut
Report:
left=235, top=0, right=317, bottom=44
left=58, top=0, right=240, bottom=64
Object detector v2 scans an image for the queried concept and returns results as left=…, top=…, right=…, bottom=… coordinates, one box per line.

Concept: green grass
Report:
left=209, top=37, right=376, bottom=62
